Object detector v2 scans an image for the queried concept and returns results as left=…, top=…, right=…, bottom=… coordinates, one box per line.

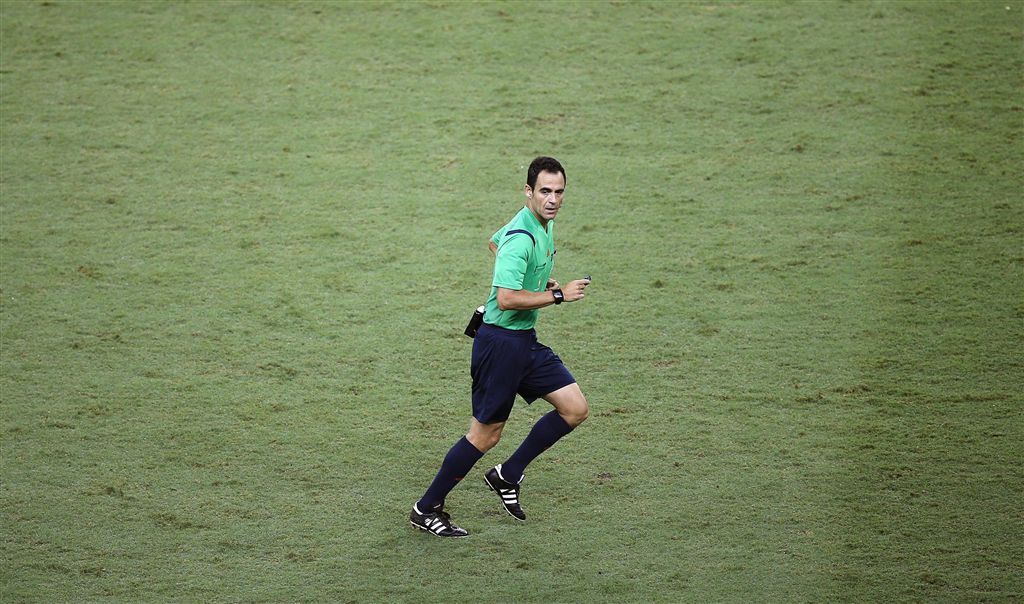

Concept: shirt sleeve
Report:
left=492, top=232, right=531, bottom=290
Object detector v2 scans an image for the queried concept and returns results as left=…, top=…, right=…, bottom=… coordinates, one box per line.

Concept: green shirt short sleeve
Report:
left=492, top=233, right=532, bottom=290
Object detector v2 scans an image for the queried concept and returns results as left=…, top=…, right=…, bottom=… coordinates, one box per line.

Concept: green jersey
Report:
left=484, top=206, right=555, bottom=330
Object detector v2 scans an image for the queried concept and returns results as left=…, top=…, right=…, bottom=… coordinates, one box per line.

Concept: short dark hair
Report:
left=526, top=156, right=566, bottom=189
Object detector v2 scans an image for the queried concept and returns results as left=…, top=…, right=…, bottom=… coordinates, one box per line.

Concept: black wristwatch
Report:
left=552, top=288, right=564, bottom=305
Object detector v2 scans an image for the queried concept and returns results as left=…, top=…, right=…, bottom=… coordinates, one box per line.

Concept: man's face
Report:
left=525, top=170, right=566, bottom=225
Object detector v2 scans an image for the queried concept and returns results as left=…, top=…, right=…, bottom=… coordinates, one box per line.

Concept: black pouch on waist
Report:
left=464, top=305, right=485, bottom=338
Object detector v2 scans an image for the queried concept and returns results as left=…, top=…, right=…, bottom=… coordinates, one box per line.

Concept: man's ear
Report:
left=524, top=184, right=533, bottom=198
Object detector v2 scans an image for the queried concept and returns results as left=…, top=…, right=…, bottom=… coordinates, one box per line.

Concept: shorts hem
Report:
left=521, top=378, right=577, bottom=404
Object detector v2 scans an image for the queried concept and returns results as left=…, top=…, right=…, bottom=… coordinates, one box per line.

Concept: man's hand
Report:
left=561, top=277, right=591, bottom=302
left=546, top=278, right=560, bottom=291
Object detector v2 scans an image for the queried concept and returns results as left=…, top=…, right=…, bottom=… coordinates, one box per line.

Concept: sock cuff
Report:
left=457, top=436, right=486, bottom=459
left=496, top=463, right=522, bottom=484
left=545, top=410, right=575, bottom=435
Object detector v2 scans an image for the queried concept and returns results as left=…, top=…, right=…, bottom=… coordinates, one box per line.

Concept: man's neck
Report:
left=527, top=207, right=549, bottom=230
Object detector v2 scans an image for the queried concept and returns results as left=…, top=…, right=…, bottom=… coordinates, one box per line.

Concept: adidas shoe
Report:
left=483, top=464, right=526, bottom=521
left=409, top=503, right=469, bottom=538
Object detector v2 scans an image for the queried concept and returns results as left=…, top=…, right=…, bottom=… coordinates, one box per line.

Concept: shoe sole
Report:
left=410, top=520, right=469, bottom=538
left=483, top=476, right=526, bottom=522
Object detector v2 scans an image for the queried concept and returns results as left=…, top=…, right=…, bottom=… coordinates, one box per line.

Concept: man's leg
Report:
left=499, top=383, right=588, bottom=484
left=411, top=419, right=504, bottom=538
left=483, top=384, right=588, bottom=521
left=417, top=419, right=504, bottom=511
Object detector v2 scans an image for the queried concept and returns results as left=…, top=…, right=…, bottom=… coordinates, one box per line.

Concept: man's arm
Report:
left=496, top=278, right=591, bottom=310
left=496, top=287, right=557, bottom=310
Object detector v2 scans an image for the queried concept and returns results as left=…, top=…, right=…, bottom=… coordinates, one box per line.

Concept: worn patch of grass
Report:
left=2, top=1, right=1022, bottom=602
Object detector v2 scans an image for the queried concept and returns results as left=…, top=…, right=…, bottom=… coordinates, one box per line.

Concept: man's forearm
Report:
left=496, top=287, right=556, bottom=311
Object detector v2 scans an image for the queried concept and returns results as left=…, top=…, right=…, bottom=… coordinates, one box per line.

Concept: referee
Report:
left=410, top=156, right=592, bottom=538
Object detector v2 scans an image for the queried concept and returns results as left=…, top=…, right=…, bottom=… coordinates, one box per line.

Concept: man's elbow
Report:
left=496, top=289, right=514, bottom=311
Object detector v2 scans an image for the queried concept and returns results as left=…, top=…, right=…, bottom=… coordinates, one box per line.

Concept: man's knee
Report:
left=546, top=384, right=589, bottom=428
left=561, top=397, right=589, bottom=428
left=469, top=431, right=501, bottom=451
left=575, top=401, right=590, bottom=425
left=467, top=420, right=503, bottom=451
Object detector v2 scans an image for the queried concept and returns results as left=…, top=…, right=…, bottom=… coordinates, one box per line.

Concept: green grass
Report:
left=2, top=0, right=1022, bottom=601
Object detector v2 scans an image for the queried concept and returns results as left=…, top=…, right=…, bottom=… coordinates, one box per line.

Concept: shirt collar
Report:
left=521, top=205, right=551, bottom=233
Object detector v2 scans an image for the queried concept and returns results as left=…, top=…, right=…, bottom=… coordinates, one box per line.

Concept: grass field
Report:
left=2, top=1, right=1022, bottom=602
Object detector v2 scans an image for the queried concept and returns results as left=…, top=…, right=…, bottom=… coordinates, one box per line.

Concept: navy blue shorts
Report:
left=470, top=323, right=576, bottom=424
